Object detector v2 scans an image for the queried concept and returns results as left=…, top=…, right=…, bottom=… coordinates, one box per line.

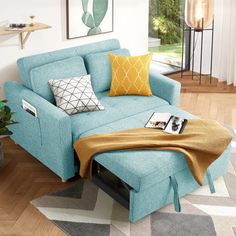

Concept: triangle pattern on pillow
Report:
left=48, top=75, right=104, bottom=115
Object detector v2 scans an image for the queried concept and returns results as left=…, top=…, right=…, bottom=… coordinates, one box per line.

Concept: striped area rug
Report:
left=32, top=130, right=236, bottom=236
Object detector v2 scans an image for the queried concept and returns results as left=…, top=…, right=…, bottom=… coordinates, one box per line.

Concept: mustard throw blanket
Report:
left=74, top=119, right=232, bottom=185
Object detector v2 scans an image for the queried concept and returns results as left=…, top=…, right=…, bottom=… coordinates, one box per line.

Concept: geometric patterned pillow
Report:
left=48, top=75, right=104, bottom=115
left=108, top=53, right=153, bottom=96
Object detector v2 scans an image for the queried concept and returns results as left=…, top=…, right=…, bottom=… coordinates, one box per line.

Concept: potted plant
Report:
left=0, top=100, right=17, bottom=165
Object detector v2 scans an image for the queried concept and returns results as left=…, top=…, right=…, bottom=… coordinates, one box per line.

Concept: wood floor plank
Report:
left=170, top=72, right=236, bottom=93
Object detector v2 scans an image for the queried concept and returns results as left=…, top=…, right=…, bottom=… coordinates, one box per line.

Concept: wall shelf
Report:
left=0, top=23, right=51, bottom=49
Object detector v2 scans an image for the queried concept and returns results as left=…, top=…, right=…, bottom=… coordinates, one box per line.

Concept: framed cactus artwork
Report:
left=66, top=0, right=113, bottom=39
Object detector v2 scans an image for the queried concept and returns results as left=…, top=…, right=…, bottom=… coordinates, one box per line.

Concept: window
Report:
left=149, top=0, right=190, bottom=74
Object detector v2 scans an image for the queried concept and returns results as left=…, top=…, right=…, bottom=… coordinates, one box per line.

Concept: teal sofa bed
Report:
left=4, top=39, right=231, bottom=222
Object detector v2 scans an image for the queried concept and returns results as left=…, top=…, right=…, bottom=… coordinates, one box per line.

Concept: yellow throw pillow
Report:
left=108, top=53, right=153, bottom=96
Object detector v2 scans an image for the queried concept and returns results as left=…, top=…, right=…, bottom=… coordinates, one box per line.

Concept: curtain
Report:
left=213, top=0, right=236, bottom=85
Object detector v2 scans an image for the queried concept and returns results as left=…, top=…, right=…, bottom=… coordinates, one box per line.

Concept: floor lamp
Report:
left=181, top=0, right=214, bottom=85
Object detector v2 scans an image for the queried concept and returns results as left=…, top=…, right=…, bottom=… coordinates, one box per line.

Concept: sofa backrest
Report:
left=84, top=48, right=130, bottom=93
left=17, top=39, right=121, bottom=90
left=30, top=56, right=88, bottom=102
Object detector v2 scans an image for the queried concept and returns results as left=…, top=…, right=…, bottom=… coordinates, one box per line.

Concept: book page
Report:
left=145, top=113, right=171, bottom=129
left=164, top=116, right=186, bottom=134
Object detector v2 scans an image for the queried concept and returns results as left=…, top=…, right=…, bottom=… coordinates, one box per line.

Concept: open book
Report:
left=145, top=112, right=187, bottom=134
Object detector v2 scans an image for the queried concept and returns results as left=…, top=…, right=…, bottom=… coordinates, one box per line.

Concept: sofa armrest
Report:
left=4, top=81, right=75, bottom=180
left=20, top=84, right=72, bottom=148
left=21, top=85, right=70, bottom=127
left=149, top=66, right=181, bottom=106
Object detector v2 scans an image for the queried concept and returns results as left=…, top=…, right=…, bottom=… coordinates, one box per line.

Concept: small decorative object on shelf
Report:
left=29, top=15, right=36, bottom=26
left=0, top=22, right=51, bottom=49
left=0, top=100, right=18, bottom=166
left=9, top=23, right=26, bottom=29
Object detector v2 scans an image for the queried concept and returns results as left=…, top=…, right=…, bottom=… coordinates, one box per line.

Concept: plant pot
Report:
left=0, top=142, right=3, bottom=166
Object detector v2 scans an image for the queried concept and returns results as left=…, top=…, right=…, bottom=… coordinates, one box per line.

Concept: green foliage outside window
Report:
left=149, top=0, right=182, bottom=45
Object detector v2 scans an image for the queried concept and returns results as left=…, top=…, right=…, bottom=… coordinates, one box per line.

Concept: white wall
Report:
left=0, top=0, right=149, bottom=98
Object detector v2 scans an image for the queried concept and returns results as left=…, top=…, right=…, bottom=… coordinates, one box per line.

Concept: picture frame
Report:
left=66, top=0, right=114, bottom=39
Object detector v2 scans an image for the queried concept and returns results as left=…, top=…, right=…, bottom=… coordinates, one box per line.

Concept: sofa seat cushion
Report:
left=78, top=105, right=199, bottom=192
left=70, top=92, right=169, bottom=140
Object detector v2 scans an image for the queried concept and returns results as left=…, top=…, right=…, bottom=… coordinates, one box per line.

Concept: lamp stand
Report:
left=181, top=19, right=215, bottom=85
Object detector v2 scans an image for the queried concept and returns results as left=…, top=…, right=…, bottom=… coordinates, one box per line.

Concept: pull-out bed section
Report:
left=72, top=103, right=231, bottom=222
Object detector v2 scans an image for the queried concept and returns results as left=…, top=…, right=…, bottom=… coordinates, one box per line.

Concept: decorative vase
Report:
left=185, top=0, right=214, bottom=31
left=29, top=16, right=36, bottom=26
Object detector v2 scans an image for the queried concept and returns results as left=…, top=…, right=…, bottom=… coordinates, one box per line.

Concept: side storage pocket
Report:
left=12, top=106, right=42, bottom=158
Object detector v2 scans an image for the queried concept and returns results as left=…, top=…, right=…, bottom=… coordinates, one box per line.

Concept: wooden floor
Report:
left=0, top=86, right=236, bottom=235
left=0, top=139, right=79, bottom=236
left=170, top=72, right=236, bottom=93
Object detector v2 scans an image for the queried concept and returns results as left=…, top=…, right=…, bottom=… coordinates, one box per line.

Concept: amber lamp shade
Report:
left=185, top=0, right=214, bottom=31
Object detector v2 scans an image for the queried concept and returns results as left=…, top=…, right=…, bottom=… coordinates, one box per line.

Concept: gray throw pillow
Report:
left=48, top=75, right=104, bottom=115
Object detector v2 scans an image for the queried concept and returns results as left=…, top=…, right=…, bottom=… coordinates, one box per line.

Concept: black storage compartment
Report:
left=92, top=160, right=132, bottom=209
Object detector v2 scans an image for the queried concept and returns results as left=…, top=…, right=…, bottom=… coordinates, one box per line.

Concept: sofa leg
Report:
left=61, top=179, right=67, bottom=183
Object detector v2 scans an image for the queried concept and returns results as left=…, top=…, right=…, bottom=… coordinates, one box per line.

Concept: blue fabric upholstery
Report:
left=30, top=56, right=87, bottom=102
left=85, top=48, right=130, bottom=93
left=4, top=81, right=75, bottom=180
left=78, top=105, right=195, bottom=138
left=129, top=145, right=230, bottom=222
left=70, top=91, right=169, bottom=140
left=206, top=170, right=216, bottom=193
left=17, top=39, right=120, bottom=89
left=149, top=65, right=181, bottom=105
left=170, top=176, right=181, bottom=212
